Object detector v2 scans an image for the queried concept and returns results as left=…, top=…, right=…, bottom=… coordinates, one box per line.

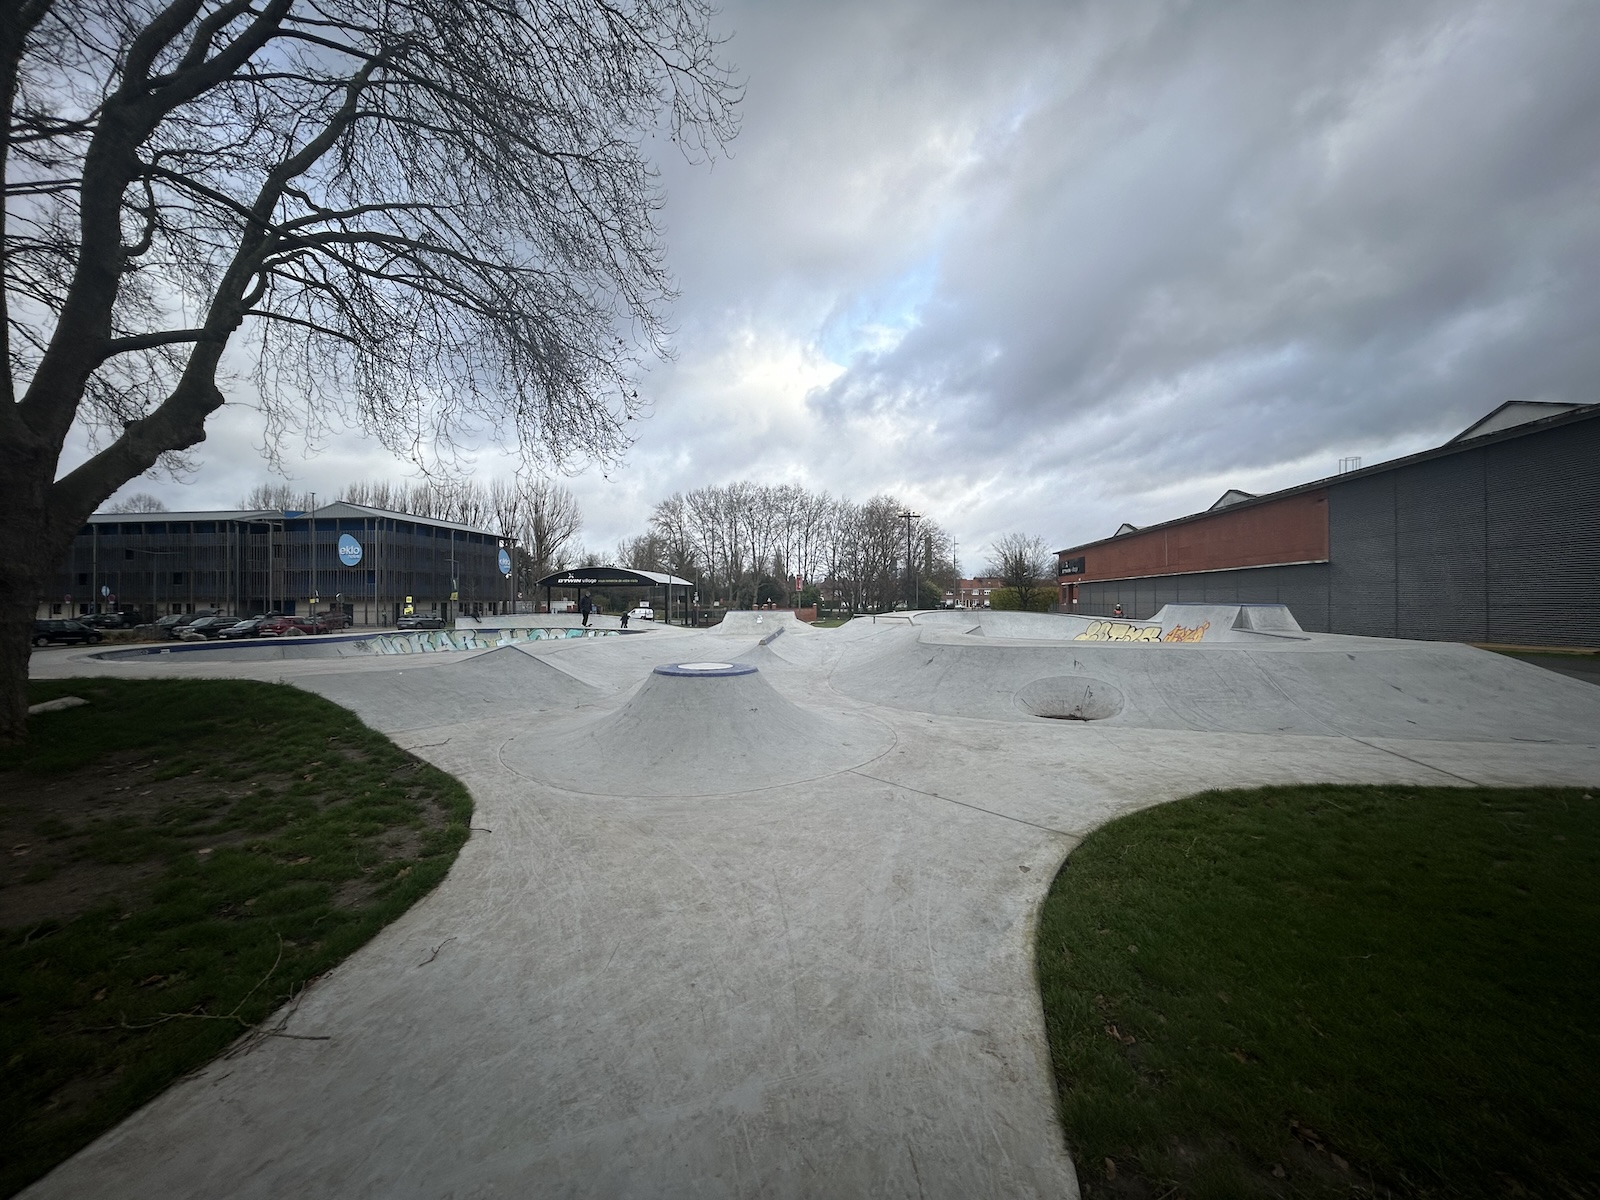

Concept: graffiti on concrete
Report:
left=1074, top=620, right=1163, bottom=643
left=1162, top=621, right=1211, bottom=643
left=358, top=627, right=619, bottom=655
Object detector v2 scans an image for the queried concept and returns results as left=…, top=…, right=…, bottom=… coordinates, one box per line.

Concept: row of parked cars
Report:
left=30, top=609, right=354, bottom=646
left=159, top=610, right=353, bottom=639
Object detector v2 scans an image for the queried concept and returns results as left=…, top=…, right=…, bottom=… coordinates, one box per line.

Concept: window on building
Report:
left=50, top=603, right=62, bottom=615
left=172, top=572, right=185, bottom=584
left=124, top=548, right=135, bottom=560
left=76, top=573, right=89, bottom=585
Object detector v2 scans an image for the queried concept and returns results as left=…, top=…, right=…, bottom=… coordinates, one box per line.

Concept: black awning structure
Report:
left=534, top=567, right=692, bottom=589
left=533, top=567, right=695, bottom=624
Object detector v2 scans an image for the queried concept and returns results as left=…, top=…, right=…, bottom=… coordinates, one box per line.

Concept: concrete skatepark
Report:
left=23, top=607, right=1600, bottom=1199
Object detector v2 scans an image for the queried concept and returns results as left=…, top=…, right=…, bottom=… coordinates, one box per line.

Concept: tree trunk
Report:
left=0, top=430, right=90, bottom=745
left=0, top=496, right=48, bottom=745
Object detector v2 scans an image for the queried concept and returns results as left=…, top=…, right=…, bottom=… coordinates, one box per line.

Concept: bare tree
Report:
left=0, top=0, right=739, bottom=740
left=634, top=483, right=950, bottom=613
left=519, top=478, right=582, bottom=584
left=239, top=481, right=309, bottom=511
left=985, top=533, right=1054, bottom=611
left=104, top=491, right=168, bottom=512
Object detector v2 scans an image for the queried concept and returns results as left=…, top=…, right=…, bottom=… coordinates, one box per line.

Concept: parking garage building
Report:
left=43, top=502, right=514, bottom=626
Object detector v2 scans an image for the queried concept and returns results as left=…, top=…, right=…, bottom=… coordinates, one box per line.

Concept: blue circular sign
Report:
left=498, top=547, right=512, bottom=577
left=337, top=534, right=363, bottom=567
left=653, top=661, right=758, bottom=678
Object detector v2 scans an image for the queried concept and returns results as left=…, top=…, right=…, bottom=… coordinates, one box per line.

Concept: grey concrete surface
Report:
left=21, top=611, right=1600, bottom=1199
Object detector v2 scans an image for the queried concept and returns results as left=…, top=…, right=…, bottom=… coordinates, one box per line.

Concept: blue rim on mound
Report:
left=653, top=661, right=758, bottom=678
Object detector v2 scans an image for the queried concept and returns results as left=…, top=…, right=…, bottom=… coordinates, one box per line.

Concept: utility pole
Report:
left=308, top=491, right=317, bottom=614
left=899, top=509, right=921, bottom=610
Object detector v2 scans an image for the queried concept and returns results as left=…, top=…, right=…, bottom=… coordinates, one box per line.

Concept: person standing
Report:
left=579, top=592, right=593, bottom=627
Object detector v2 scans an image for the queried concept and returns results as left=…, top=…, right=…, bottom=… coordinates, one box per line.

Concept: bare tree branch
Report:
left=0, top=0, right=741, bottom=742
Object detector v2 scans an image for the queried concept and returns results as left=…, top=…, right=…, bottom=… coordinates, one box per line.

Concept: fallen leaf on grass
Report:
left=1331, top=1154, right=1349, bottom=1170
left=1290, top=1120, right=1325, bottom=1151
left=1103, top=1023, right=1137, bottom=1045
left=1271, top=1164, right=1286, bottom=1178
left=1104, top=1157, right=1117, bottom=1180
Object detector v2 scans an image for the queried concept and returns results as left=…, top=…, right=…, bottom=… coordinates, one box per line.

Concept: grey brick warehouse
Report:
left=1056, top=402, right=1600, bottom=648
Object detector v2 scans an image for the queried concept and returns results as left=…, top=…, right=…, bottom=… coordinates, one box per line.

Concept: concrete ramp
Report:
left=956, top=604, right=1307, bottom=644
left=296, top=646, right=601, bottom=733
left=504, top=661, right=892, bottom=796
left=1147, top=603, right=1307, bottom=641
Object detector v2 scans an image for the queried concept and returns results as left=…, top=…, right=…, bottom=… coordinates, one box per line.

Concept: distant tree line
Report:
left=235, top=478, right=586, bottom=596
left=616, top=483, right=959, bottom=612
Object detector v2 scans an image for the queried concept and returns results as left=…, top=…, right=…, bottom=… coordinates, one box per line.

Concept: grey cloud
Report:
left=795, top=0, right=1600, bottom=546
left=81, top=0, right=1600, bottom=566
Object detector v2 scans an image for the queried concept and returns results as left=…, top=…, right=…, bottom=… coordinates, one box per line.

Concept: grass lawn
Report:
left=1037, top=784, right=1600, bottom=1200
left=809, top=616, right=854, bottom=628
left=0, top=677, right=472, bottom=1198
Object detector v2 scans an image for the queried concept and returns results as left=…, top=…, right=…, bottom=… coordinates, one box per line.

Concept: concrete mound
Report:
left=710, top=610, right=815, bottom=638
left=297, top=646, right=601, bottom=732
left=504, top=661, right=892, bottom=796
left=828, top=628, right=1600, bottom=742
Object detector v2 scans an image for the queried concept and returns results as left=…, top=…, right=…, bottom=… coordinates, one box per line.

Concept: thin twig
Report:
left=418, top=935, right=456, bottom=966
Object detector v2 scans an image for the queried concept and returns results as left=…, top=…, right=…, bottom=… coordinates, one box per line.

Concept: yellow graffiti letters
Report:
left=1162, top=621, right=1211, bottom=643
left=1075, top=620, right=1163, bottom=642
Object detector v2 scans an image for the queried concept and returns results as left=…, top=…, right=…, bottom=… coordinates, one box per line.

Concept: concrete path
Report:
left=21, top=614, right=1600, bottom=1199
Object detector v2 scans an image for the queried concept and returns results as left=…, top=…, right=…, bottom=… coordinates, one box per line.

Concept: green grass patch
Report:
left=1037, top=784, right=1600, bottom=1199
left=809, top=616, right=853, bottom=628
left=0, top=677, right=472, bottom=1198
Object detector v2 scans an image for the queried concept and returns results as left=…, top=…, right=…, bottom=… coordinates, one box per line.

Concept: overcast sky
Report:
left=89, top=0, right=1600, bottom=571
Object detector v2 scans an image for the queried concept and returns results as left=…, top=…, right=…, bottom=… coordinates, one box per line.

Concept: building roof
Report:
left=535, top=566, right=694, bottom=589
left=1056, top=399, right=1600, bottom=558
left=1446, top=400, right=1586, bottom=443
left=1208, top=488, right=1256, bottom=511
left=87, top=501, right=502, bottom=537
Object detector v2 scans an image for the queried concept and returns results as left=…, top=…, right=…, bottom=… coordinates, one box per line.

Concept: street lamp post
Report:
left=899, top=509, right=921, bottom=611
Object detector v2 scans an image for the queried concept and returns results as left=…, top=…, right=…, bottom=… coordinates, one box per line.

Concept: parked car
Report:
left=177, top=615, right=238, bottom=639
left=156, top=610, right=219, bottom=637
left=396, top=614, right=446, bottom=630
left=258, top=615, right=328, bottom=637
left=217, top=616, right=270, bottom=639
left=627, top=605, right=655, bottom=622
left=33, top=619, right=102, bottom=647
left=314, top=610, right=351, bottom=630
left=82, top=611, right=135, bottom=629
